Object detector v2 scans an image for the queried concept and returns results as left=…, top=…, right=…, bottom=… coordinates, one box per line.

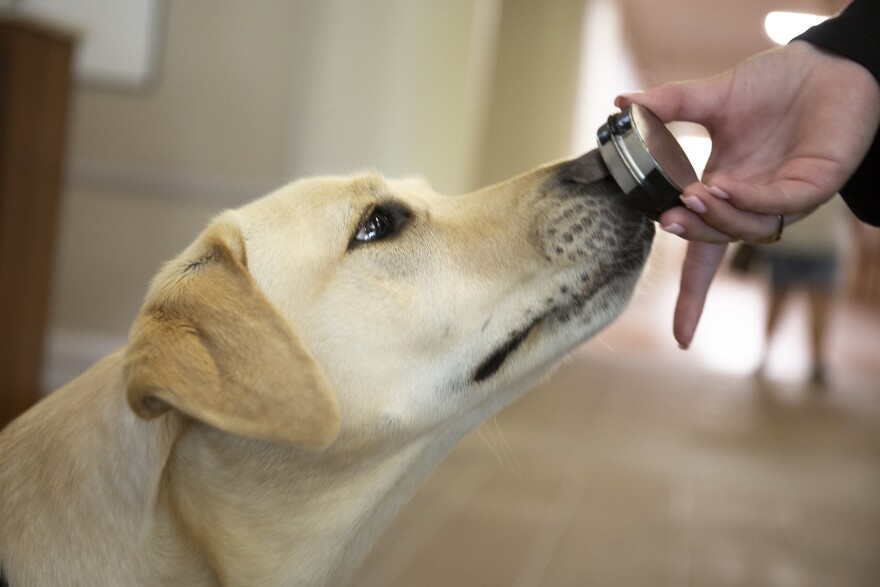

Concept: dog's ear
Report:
left=123, top=216, right=340, bottom=449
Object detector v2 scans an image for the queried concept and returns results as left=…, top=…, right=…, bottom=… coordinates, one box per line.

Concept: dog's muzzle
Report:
left=552, top=146, right=656, bottom=257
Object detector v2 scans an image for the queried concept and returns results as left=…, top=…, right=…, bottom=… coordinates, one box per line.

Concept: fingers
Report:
left=708, top=173, right=831, bottom=217
left=673, top=241, right=728, bottom=349
left=660, top=183, right=793, bottom=243
left=658, top=205, right=732, bottom=243
left=660, top=186, right=796, bottom=349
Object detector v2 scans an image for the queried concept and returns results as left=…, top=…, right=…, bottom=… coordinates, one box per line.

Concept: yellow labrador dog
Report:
left=0, top=151, right=653, bottom=586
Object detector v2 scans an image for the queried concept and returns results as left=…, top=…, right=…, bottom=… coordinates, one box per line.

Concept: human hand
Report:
left=617, top=41, right=880, bottom=348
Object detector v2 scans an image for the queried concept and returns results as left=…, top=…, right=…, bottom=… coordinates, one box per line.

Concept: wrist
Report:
left=790, top=40, right=880, bottom=107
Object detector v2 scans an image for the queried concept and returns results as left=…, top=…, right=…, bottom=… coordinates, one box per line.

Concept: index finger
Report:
left=673, top=241, right=728, bottom=349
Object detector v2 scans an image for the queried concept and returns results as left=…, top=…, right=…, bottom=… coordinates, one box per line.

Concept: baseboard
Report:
left=41, top=328, right=128, bottom=394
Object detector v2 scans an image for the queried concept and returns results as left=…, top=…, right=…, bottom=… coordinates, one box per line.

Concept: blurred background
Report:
left=1, top=0, right=878, bottom=585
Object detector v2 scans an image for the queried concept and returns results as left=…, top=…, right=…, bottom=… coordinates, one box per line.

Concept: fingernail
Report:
left=661, top=222, right=686, bottom=236
left=614, top=92, right=642, bottom=108
left=678, top=342, right=690, bottom=350
left=681, top=195, right=707, bottom=214
left=707, top=185, right=729, bottom=200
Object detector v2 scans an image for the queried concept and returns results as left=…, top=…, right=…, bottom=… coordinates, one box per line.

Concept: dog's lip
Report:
left=471, top=260, right=638, bottom=383
left=472, top=232, right=652, bottom=384
left=473, top=320, right=540, bottom=382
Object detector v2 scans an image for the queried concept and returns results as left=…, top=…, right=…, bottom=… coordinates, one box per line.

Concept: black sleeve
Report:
left=795, top=0, right=880, bottom=226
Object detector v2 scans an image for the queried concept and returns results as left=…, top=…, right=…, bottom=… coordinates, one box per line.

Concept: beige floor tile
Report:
left=347, top=274, right=880, bottom=586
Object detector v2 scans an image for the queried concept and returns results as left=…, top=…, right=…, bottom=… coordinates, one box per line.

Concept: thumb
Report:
left=615, top=77, right=727, bottom=126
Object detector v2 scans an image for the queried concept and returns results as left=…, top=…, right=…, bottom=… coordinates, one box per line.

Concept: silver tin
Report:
left=597, top=103, right=699, bottom=220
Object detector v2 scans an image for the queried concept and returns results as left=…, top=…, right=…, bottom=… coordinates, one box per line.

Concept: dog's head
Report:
left=124, top=152, right=653, bottom=451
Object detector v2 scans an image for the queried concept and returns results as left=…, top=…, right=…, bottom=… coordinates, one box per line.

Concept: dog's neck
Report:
left=165, top=419, right=464, bottom=586
left=0, top=352, right=217, bottom=586
left=157, top=371, right=530, bottom=586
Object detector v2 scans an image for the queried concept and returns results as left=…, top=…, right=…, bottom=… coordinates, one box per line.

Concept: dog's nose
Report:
left=557, top=150, right=650, bottom=228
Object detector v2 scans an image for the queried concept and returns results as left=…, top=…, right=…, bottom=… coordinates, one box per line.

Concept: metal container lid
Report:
left=597, top=103, right=699, bottom=220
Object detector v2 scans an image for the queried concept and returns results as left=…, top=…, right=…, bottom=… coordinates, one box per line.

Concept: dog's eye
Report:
left=354, top=210, right=394, bottom=243
left=349, top=201, right=412, bottom=250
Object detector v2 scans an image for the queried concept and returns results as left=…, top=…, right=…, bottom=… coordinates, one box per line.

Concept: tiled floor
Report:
left=347, top=249, right=880, bottom=586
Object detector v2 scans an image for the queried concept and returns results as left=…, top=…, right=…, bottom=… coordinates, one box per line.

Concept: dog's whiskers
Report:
left=475, top=417, right=523, bottom=479
left=492, top=416, right=523, bottom=479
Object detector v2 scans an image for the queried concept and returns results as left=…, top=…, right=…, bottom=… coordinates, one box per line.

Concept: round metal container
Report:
left=597, top=103, right=699, bottom=220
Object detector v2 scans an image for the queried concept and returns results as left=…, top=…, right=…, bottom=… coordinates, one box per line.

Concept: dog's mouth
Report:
left=473, top=321, right=539, bottom=382
left=471, top=245, right=651, bottom=384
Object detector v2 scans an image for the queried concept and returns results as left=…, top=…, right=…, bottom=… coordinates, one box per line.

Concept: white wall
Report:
left=478, top=0, right=588, bottom=187
left=285, top=0, right=502, bottom=195
left=572, top=0, right=643, bottom=154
